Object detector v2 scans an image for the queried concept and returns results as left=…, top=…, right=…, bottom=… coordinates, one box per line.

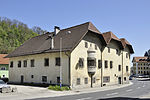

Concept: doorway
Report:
left=21, top=75, right=24, bottom=83
left=118, top=77, right=121, bottom=84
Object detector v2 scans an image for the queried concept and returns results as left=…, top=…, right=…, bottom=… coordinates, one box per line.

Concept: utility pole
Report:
left=60, top=38, right=62, bottom=88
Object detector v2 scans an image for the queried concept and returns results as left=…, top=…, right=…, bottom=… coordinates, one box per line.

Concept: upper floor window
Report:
left=95, top=45, right=97, bottom=50
left=110, top=61, right=113, bottom=69
left=44, top=58, right=49, bottom=66
left=31, top=59, right=35, bottom=67
left=10, top=61, right=13, bottom=68
left=79, top=58, right=84, bottom=67
left=126, top=53, right=128, bottom=58
left=108, top=47, right=110, bottom=53
left=85, top=42, right=88, bottom=48
left=118, top=65, right=121, bottom=71
left=98, top=60, right=102, bottom=69
left=23, top=60, right=27, bottom=67
left=105, top=60, right=108, bottom=68
left=55, top=57, right=61, bottom=66
left=18, top=61, right=21, bottom=68
left=126, top=66, right=128, bottom=72
left=87, top=59, right=96, bottom=66
left=1, top=67, right=6, bottom=70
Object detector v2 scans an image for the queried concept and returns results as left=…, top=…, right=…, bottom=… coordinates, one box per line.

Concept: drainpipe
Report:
left=101, top=46, right=104, bottom=87
left=122, top=50, right=124, bottom=84
left=65, top=52, right=71, bottom=88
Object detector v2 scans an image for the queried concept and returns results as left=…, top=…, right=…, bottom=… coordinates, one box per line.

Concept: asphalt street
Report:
left=28, top=79, right=150, bottom=100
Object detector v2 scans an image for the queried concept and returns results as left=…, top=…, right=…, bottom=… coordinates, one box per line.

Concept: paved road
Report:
left=28, top=79, right=150, bottom=100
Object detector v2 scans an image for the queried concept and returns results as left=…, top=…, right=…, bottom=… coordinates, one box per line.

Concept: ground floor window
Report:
left=42, top=76, right=47, bottom=82
left=103, top=76, right=110, bottom=83
left=77, top=78, right=80, bottom=85
left=124, top=77, right=126, bottom=81
left=93, top=77, right=96, bottom=83
left=57, top=77, right=60, bottom=84
left=84, top=78, right=88, bottom=84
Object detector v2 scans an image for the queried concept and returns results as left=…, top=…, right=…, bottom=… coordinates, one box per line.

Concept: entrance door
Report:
left=118, top=77, right=121, bottom=84
left=21, top=75, right=24, bottom=83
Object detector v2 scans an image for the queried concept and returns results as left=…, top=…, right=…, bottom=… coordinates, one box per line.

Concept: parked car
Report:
left=129, top=76, right=133, bottom=80
left=0, top=79, right=11, bottom=93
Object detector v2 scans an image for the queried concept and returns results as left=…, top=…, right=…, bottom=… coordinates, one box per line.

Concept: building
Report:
left=6, top=22, right=134, bottom=88
left=0, top=54, right=9, bottom=78
left=132, top=50, right=150, bottom=76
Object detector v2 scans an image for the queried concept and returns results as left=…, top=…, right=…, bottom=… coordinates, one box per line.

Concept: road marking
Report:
left=138, top=87, right=141, bottom=89
left=106, top=92, right=118, bottom=96
left=143, top=85, right=145, bottom=87
left=76, top=97, right=92, bottom=100
left=126, top=89, right=133, bottom=92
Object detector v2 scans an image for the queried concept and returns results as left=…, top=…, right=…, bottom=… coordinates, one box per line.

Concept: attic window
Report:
left=66, top=31, right=71, bottom=34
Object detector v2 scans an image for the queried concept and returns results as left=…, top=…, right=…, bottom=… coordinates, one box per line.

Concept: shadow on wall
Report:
left=97, top=97, right=150, bottom=100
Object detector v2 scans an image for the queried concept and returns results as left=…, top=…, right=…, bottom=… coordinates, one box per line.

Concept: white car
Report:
left=0, top=80, right=11, bottom=93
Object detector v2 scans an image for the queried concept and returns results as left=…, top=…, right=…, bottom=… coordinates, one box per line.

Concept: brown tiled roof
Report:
left=102, top=31, right=123, bottom=49
left=120, top=38, right=134, bottom=54
left=6, top=22, right=105, bottom=58
left=0, top=54, right=9, bottom=64
left=132, top=57, right=148, bottom=62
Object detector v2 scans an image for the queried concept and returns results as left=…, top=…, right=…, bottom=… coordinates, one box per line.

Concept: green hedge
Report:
left=48, top=85, right=70, bottom=91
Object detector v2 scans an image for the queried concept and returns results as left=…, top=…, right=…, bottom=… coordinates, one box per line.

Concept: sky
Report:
left=0, top=0, right=150, bottom=58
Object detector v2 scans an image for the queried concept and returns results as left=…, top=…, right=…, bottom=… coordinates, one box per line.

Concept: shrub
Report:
left=48, top=85, right=70, bottom=91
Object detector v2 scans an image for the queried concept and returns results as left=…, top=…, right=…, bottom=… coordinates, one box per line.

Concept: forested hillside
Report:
left=0, top=17, right=46, bottom=54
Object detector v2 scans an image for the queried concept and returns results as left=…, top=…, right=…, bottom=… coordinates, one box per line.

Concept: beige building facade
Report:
left=7, top=22, right=134, bottom=88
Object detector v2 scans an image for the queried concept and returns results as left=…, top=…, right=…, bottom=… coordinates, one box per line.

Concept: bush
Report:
left=48, top=85, right=70, bottom=91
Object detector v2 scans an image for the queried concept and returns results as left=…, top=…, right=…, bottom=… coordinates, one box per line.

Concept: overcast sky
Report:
left=1, top=0, right=150, bottom=58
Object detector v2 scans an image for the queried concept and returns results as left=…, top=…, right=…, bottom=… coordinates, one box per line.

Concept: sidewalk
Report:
left=0, top=82, right=133, bottom=100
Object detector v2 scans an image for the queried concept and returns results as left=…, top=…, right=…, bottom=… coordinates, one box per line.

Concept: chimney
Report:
left=49, top=34, right=54, bottom=49
left=54, top=26, right=60, bottom=35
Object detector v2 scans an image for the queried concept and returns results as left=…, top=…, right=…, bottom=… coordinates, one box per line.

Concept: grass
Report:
left=48, top=85, right=70, bottom=91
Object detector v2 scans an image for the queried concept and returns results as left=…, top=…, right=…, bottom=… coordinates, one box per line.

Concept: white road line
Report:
left=76, top=97, right=92, bottom=100
left=106, top=92, right=118, bottom=96
left=138, top=87, right=141, bottom=89
left=126, top=89, right=133, bottom=92
left=143, top=85, right=145, bottom=87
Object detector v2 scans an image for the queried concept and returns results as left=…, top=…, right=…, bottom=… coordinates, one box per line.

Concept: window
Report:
left=110, top=61, right=113, bottom=69
left=10, top=61, right=13, bottom=68
left=1, top=67, right=6, bottom=70
left=144, top=67, right=145, bottom=69
left=85, top=42, right=88, bottom=48
left=57, top=77, right=60, bottom=84
left=93, top=77, right=96, bottom=83
left=31, top=75, right=34, bottom=78
left=44, top=58, right=49, bottom=66
left=98, top=60, right=102, bottom=69
left=31, top=59, right=35, bottom=67
left=23, top=60, right=27, bottom=67
left=79, top=58, right=84, bottom=67
left=126, top=53, right=128, bottom=58
left=147, top=67, right=148, bottom=69
left=126, top=66, right=128, bottom=72
left=105, top=60, right=108, bottom=68
left=95, top=45, right=97, bottom=50
left=18, top=61, right=21, bottom=68
left=124, top=77, right=126, bottom=81
left=133, top=63, right=136, bottom=66
left=138, top=71, right=140, bottom=74
left=84, top=78, right=88, bottom=84
left=87, top=59, right=95, bottom=66
left=116, top=49, right=119, bottom=55
left=138, top=67, right=140, bottom=70
left=55, top=57, right=61, bottom=66
left=108, top=47, right=110, bottom=53
left=42, top=76, right=47, bottom=82
left=118, top=65, right=121, bottom=71
left=103, top=76, right=110, bottom=83
left=77, top=78, right=80, bottom=85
